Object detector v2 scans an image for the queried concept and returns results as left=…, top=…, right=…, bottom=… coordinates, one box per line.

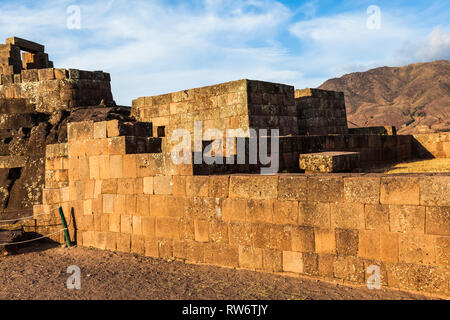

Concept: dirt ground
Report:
left=0, top=241, right=436, bottom=300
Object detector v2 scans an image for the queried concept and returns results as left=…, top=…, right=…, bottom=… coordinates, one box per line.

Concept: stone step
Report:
left=299, top=151, right=360, bottom=173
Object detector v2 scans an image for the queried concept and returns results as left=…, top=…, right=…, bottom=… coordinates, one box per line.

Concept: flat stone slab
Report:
left=5, top=37, right=44, bottom=53
left=299, top=151, right=360, bottom=173
left=0, top=156, right=28, bottom=168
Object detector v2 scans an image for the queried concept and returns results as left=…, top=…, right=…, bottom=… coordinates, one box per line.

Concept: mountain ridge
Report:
left=318, top=60, right=450, bottom=134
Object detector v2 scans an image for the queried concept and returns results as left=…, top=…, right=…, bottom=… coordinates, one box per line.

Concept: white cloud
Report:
left=287, top=8, right=450, bottom=81
left=397, top=27, right=450, bottom=62
left=0, top=0, right=298, bottom=104
left=0, top=0, right=448, bottom=105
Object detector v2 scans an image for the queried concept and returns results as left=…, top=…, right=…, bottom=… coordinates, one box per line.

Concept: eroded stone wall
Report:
left=29, top=120, right=450, bottom=297
left=295, top=88, right=348, bottom=135
left=131, top=79, right=298, bottom=138
left=0, top=68, right=114, bottom=113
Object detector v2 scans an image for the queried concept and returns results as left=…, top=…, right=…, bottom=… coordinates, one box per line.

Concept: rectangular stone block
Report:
left=120, top=215, right=133, bottom=234
left=380, top=177, right=420, bottom=205
left=155, top=217, right=180, bottom=239
left=210, top=244, right=239, bottom=268
left=364, top=204, right=389, bottom=231
left=108, top=137, right=127, bottom=155
left=54, top=68, right=68, bottom=79
left=389, top=205, right=425, bottom=235
left=194, top=219, right=210, bottom=242
left=344, top=176, right=380, bottom=204
left=229, top=176, right=278, bottom=199
left=252, top=223, right=271, bottom=249
left=67, top=121, right=94, bottom=142
left=94, top=232, right=107, bottom=250
left=314, top=228, right=336, bottom=254
left=336, top=228, right=359, bottom=256
left=283, top=251, right=304, bottom=274
left=419, top=176, right=450, bottom=206
left=398, top=234, right=436, bottom=265
left=228, top=222, right=253, bottom=246
left=38, top=68, right=55, bottom=81
left=298, top=202, right=331, bottom=228
left=98, top=155, right=111, bottom=179
left=142, top=216, right=156, bottom=238
left=333, top=256, right=365, bottom=283
left=154, top=176, right=173, bottom=195
left=109, top=155, right=123, bottom=179
left=102, top=194, right=114, bottom=214
left=117, top=234, right=131, bottom=253
left=21, top=69, right=39, bottom=82
left=330, top=203, right=365, bottom=229
left=318, top=254, right=335, bottom=278
left=278, top=176, right=307, bottom=201
left=269, top=225, right=292, bottom=251
left=273, top=200, right=298, bottom=225
left=106, top=232, right=117, bottom=251
left=209, top=176, right=229, bottom=198
left=172, top=176, right=186, bottom=196
left=123, top=155, right=137, bottom=178
left=89, top=156, right=100, bottom=180
left=380, top=232, right=399, bottom=263
left=131, top=235, right=145, bottom=255
left=436, top=236, right=450, bottom=266
left=222, top=198, right=247, bottom=222
left=136, top=195, right=150, bottom=216
left=262, top=248, right=283, bottom=272
left=108, top=214, right=121, bottom=233
left=358, top=230, right=381, bottom=260
left=132, top=216, right=143, bottom=235
left=246, top=200, right=273, bottom=223
left=151, top=195, right=185, bottom=218
left=291, top=226, right=315, bottom=252
left=299, top=151, right=360, bottom=173
left=210, top=220, right=228, bottom=244
left=425, top=206, right=450, bottom=236
left=184, top=241, right=205, bottom=263
left=239, top=246, right=263, bottom=270
left=307, top=176, right=344, bottom=202
left=186, top=176, right=209, bottom=197
left=158, top=239, right=173, bottom=259
left=144, top=238, right=159, bottom=258
left=143, top=177, right=154, bottom=195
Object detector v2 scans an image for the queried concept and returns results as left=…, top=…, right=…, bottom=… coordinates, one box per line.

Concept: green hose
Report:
left=58, top=206, right=71, bottom=247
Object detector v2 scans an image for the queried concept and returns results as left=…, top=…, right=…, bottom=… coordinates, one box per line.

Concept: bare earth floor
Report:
left=0, top=242, right=433, bottom=300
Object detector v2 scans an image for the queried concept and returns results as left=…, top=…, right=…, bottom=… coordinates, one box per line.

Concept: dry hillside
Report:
left=319, top=60, right=450, bottom=134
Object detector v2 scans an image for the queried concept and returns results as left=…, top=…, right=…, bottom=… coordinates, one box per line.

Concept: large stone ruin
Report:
left=0, top=38, right=448, bottom=297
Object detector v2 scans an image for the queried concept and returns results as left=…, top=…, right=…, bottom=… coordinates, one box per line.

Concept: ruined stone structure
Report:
left=0, top=38, right=447, bottom=297
left=31, top=121, right=449, bottom=297
left=0, top=37, right=116, bottom=218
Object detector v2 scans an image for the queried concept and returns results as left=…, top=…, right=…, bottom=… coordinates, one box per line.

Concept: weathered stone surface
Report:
left=380, top=176, right=420, bottom=205
left=300, top=151, right=360, bottom=173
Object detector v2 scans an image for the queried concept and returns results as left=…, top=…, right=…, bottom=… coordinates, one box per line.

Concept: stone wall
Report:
left=412, top=133, right=450, bottom=159
left=0, top=37, right=116, bottom=217
left=0, top=68, right=114, bottom=113
left=29, top=120, right=450, bottom=297
left=132, top=79, right=298, bottom=138
left=295, top=89, right=348, bottom=135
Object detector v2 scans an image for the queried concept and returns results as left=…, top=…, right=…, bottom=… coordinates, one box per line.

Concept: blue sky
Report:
left=0, top=0, right=449, bottom=105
